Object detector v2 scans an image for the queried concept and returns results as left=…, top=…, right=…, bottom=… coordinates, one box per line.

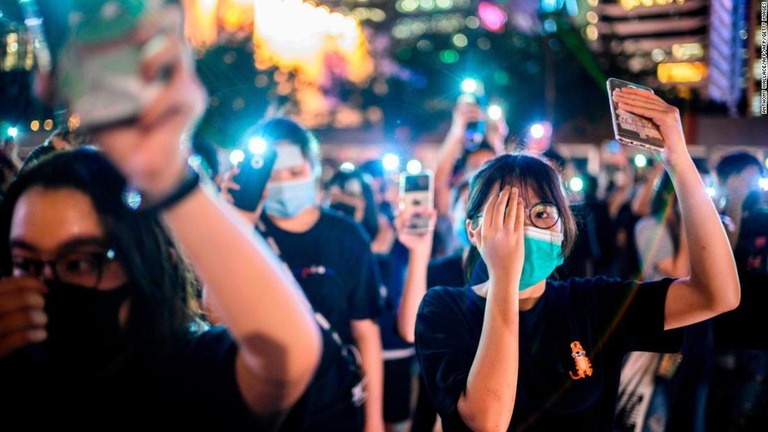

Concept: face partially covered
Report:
left=10, top=187, right=128, bottom=291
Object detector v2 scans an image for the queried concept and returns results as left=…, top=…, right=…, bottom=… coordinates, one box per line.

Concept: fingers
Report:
left=493, top=186, right=511, bottom=230
left=0, top=277, right=48, bottom=359
left=503, top=187, right=519, bottom=227
left=0, top=329, right=47, bottom=359
left=481, top=189, right=499, bottom=237
left=514, top=196, right=525, bottom=233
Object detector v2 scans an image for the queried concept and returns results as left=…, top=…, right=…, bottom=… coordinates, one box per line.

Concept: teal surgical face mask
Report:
left=264, top=178, right=317, bottom=218
left=452, top=199, right=471, bottom=249
left=520, top=226, right=564, bottom=290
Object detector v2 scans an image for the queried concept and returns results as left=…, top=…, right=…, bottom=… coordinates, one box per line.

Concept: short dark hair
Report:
left=465, top=153, right=577, bottom=257
left=0, top=149, right=198, bottom=361
left=715, top=152, right=763, bottom=183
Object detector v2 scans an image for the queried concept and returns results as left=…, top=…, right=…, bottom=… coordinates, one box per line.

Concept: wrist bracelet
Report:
left=136, top=166, right=201, bottom=213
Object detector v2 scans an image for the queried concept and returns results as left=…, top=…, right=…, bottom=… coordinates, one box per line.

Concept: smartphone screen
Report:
left=231, top=145, right=278, bottom=212
left=607, top=78, right=665, bottom=152
left=400, top=172, right=434, bottom=233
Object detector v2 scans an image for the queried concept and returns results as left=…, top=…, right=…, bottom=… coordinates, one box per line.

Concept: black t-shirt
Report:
left=415, top=277, right=682, bottom=431
left=0, top=327, right=269, bottom=429
left=714, top=198, right=768, bottom=350
left=261, top=211, right=384, bottom=345
left=427, top=252, right=465, bottom=289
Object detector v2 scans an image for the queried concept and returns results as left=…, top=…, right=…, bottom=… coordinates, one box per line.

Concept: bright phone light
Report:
left=706, top=186, right=717, bottom=197
left=461, top=78, right=478, bottom=94
left=382, top=153, right=400, bottom=171
left=406, top=159, right=423, bottom=174
left=6, top=126, right=18, bottom=138
left=488, top=104, right=503, bottom=121
left=248, top=137, right=267, bottom=155
left=530, top=123, right=545, bottom=139
left=633, top=154, right=648, bottom=168
left=340, top=161, right=356, bottom=172
left=230, top=149, right=245, bottom=165
left=760, top=178, right=768, bottom=191
left=569, top=176, right=584, bottom=192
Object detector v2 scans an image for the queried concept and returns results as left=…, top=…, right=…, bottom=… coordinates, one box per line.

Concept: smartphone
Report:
left=399, top=171, right=434, bottom=234
left=230, top=144, right=278, bottom=212
left=330, top=202, right=358, bottom=219
left=459, top=80, right=487, bottom=149
left=607, top=78, right=665, bottom=152
left=55, top=1, right=179, bottom=131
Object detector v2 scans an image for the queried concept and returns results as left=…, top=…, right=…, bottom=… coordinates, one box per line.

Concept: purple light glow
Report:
left=478, top=2, right=508, bottom=33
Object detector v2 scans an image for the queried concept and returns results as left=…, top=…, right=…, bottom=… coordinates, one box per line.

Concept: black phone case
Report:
left=231, top=148, right=278, bottom=212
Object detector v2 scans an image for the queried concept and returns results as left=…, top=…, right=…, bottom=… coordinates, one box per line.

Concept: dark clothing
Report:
left=411, top=251, right=466, bottom=432
left=709, top=193, right=768, bottom=430
left=0, top=326, right=267, bottom=429
left=259, top=211, right=382, bottom=432
left=415, top=277, right=682, bottom=431
left=260, top=211, right=384, bottom=345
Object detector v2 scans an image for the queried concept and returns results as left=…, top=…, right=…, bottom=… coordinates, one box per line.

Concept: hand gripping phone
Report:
left=458, top=79, right=487, bottom=149
left=230, top=140, right=278, bottom=212
left=399, top=171, right=434, bottom=234
left=55, top=0, right=180, bottom=131
left=607, top=78, right=666, bottom=152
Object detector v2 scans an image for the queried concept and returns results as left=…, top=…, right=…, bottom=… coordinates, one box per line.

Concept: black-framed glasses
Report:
left=11, top=248, right=120, bottom=288
left=472, top=201, right=560, bottom=230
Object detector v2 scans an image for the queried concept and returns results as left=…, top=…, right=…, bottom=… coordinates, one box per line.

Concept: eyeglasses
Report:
left=473, top=201, right=560, bottom=230
left=11, top=248, right=122, bottom=288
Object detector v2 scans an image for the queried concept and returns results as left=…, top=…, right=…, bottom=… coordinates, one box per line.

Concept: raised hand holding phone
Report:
left=611, top=87, right=689, bottom=166
left=399, top=171, right=435, bottom=234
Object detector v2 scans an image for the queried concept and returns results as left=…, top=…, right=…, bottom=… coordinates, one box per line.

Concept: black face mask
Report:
left=42, top=280, right=133, bottom=375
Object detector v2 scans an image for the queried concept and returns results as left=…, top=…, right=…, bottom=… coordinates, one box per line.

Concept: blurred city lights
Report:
left=340, top=161, right=356, bottom=172
left=30, top=120, right=39, bottom=131
left=633, top=154, right=648, bottom=168
left=569, top=176, right=585, bottom=192
left=760, top=178, right=768, bottom=191
left=478, top=1, right=507, bottom=33
left=706, top=186, right=717, bottom=198
left=763, top=157, right=768, bottom=170
left=382, top=153, right=400, bottom=171
left=530, top=123, right=545, bottom=139
left=43, top=119, right=53, bottom=131
left=6, top=126, right=18, bottom=138
left=488, top=104, right=503, bottom=121
left=230, top=149, right=245, bottom=165
left=248, top=137, right=267, bottom=155
left=406, top=159, right=423, bottom=174
left=461, top=78, right=479, bottom=94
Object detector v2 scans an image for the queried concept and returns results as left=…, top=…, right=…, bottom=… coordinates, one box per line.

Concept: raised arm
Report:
left=94, top=27, right=321, bottom=417
left=459, top=186, right=525, bottom=431
left=395, top=208, right=436, bottom=343
left=435, top=101, right=480, bottom=216
left=613, top=88, right=740, bottom=330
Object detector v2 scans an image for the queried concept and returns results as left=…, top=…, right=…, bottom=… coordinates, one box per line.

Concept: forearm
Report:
left=435, top=129, right=465, bottom=215
left=397, top=252, right=430, bottom=343
left=458, top=279, right=519, bottom=431
left=669, top=158, right=740, bottom=310
left=164, top=186, right=321, bottom=384
left=352, top=319, right=385, bottom=430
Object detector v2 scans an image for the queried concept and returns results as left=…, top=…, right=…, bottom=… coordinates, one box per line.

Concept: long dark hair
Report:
left=0, top=149, right=196, bottom=363
left=463, top=153, right=578, bottom=280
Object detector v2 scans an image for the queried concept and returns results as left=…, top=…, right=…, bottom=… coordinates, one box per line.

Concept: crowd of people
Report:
left=1, top=2, right=767, bottom=432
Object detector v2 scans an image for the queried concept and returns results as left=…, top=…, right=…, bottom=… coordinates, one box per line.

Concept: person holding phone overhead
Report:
left=0, top=1, right=322, bottom=428
left=220, top=118, right=386, bottom=432
left=414, top=86, right=740, bottom=431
